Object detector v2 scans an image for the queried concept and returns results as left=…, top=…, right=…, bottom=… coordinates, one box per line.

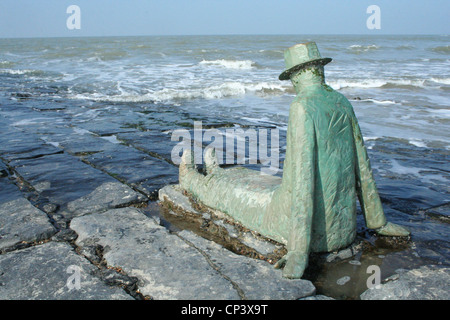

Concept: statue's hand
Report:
left=274, top=251, right=308, bottom=279
left=375, top=222, right=410, bottom=237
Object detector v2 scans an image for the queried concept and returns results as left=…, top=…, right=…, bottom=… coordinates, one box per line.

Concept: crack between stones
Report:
left=67, top=226, right=151, bottom=300
left=173, top=230, right=248, bottom=300
left=0, top=238, right=53, bottom=255
left=77, top=157, right=158, bottom=201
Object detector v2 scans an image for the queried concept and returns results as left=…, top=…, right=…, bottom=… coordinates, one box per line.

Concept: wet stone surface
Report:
left=0, top=161, right=8, bottom=178
left=0, top=178, right=56, bottom=253
left=0, top=242, right=133, bottom=300
left=0, top=126, right=63, bottom=161
left=76, top=121, right=138, bottom=137
left=52, top=128, right=119, bottom=156
left=116, top=131, right=178, bottom=164
left=9, top=153, right=145, bottom=219
left=0, top=94, right=448, bottom=300
left=83, top=143, right=178, bottom=199
left=360, top=265, right=449, bottom=300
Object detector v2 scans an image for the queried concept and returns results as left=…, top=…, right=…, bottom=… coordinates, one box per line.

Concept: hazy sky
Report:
left=1, top=0, right=449, bottom=38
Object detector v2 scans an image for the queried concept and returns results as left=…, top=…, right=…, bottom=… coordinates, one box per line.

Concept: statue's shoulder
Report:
left=291, top=95, right=314, bottom=117
left=332, top=90, right=354, bottom=108
left=325, top=89, right=357, bottom=118
left=292, top=89, right=331, bottom=114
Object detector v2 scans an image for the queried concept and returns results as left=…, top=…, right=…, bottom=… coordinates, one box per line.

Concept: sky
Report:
left=0, top=0, right=449, bottom=38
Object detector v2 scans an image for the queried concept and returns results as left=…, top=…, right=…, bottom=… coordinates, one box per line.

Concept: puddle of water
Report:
left=303, top=239, right=433, bottom=299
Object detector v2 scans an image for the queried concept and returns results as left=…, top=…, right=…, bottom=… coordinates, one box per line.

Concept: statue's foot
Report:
left=274, top=252, right=308, bottom=279
left=375, top=222, right=410, bottom=237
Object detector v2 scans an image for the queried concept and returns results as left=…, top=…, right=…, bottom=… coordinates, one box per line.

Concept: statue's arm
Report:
left=275, top=106, right=315, bottom=278
left=350, top=112, right=386, bottom=229
left=350, top=106, right=410, bottom=236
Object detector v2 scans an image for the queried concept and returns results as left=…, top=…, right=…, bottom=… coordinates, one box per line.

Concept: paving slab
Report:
left=37, top=126, right=124, bottom=156
left=0, top=127, right=62, bottom=161
left=56, top=130, right=118, bottom=156
left=0, top=242, right=133, bottom=300
left=70, top=207, right=316, bottom=300
left=0, top=179, right=56, bottom=252
left=177, top=230, right=316, bottom=300
left=117, top=130, right=177, bottom=163
left=360, top=265, right=450, bottom=300
left=76, top=121, right=138, bottom=136
left=9, top=153, right=144, bottom=219
left=83, top=144, right=178, bottom=198
left=71, top=207, right=240, bottom=300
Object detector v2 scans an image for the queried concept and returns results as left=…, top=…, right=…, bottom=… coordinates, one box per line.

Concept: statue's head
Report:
left=279, top=42, right=332, bottom=81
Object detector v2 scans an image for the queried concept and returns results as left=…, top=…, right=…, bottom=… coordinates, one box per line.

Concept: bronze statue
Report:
left=178, top=42, right=410, bottom=279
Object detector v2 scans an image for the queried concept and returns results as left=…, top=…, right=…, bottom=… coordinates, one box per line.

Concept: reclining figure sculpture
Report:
left=179, top=42, right=410, bottom=279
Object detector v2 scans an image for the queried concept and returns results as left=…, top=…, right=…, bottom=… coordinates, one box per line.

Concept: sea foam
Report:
left=347, top=44, right=379, bottom=53
left=199, top=59, right=255, bottom=70
left=70, top=81, right=288, bottom=103
left=0, top=68, right=43, bottom=76
left=329, top=78, right=427, bottom=90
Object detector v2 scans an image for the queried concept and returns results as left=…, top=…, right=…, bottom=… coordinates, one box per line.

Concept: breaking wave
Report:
left=0, top=68, right=45, bottom=76
left=430, top=45, right=450, bottom=54
left=329, top=79, right=387, bottom=90
left=430, top=77, right=450, bottom=85
left=396, top=45, right=415, bottom=50
left=347, top=44, right=379, bottom=53
left=329, top=79, right=427, bottom=90
left=354, top=98, right=398, bottom=105
left=199, top=59, right=256, bottom=70
left=0, top=60, right=15, bottom=68
left=70, top=81, right=288, bottom=103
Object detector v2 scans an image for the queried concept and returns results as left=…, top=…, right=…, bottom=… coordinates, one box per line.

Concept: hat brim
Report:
left=279, top=58, right=332, bottom=81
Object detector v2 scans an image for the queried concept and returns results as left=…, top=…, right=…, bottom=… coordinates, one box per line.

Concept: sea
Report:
left=0, top=34, right=449, bottom=297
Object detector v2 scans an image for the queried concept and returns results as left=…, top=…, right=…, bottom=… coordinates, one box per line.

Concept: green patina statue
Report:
left=179, top=42, right=410, bottom=279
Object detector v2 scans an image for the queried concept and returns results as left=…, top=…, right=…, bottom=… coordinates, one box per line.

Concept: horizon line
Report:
left=0, top=33, right=448, bottom=40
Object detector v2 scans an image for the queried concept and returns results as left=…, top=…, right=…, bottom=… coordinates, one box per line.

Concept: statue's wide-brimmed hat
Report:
left=279, top=42, right=332, bottom=81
